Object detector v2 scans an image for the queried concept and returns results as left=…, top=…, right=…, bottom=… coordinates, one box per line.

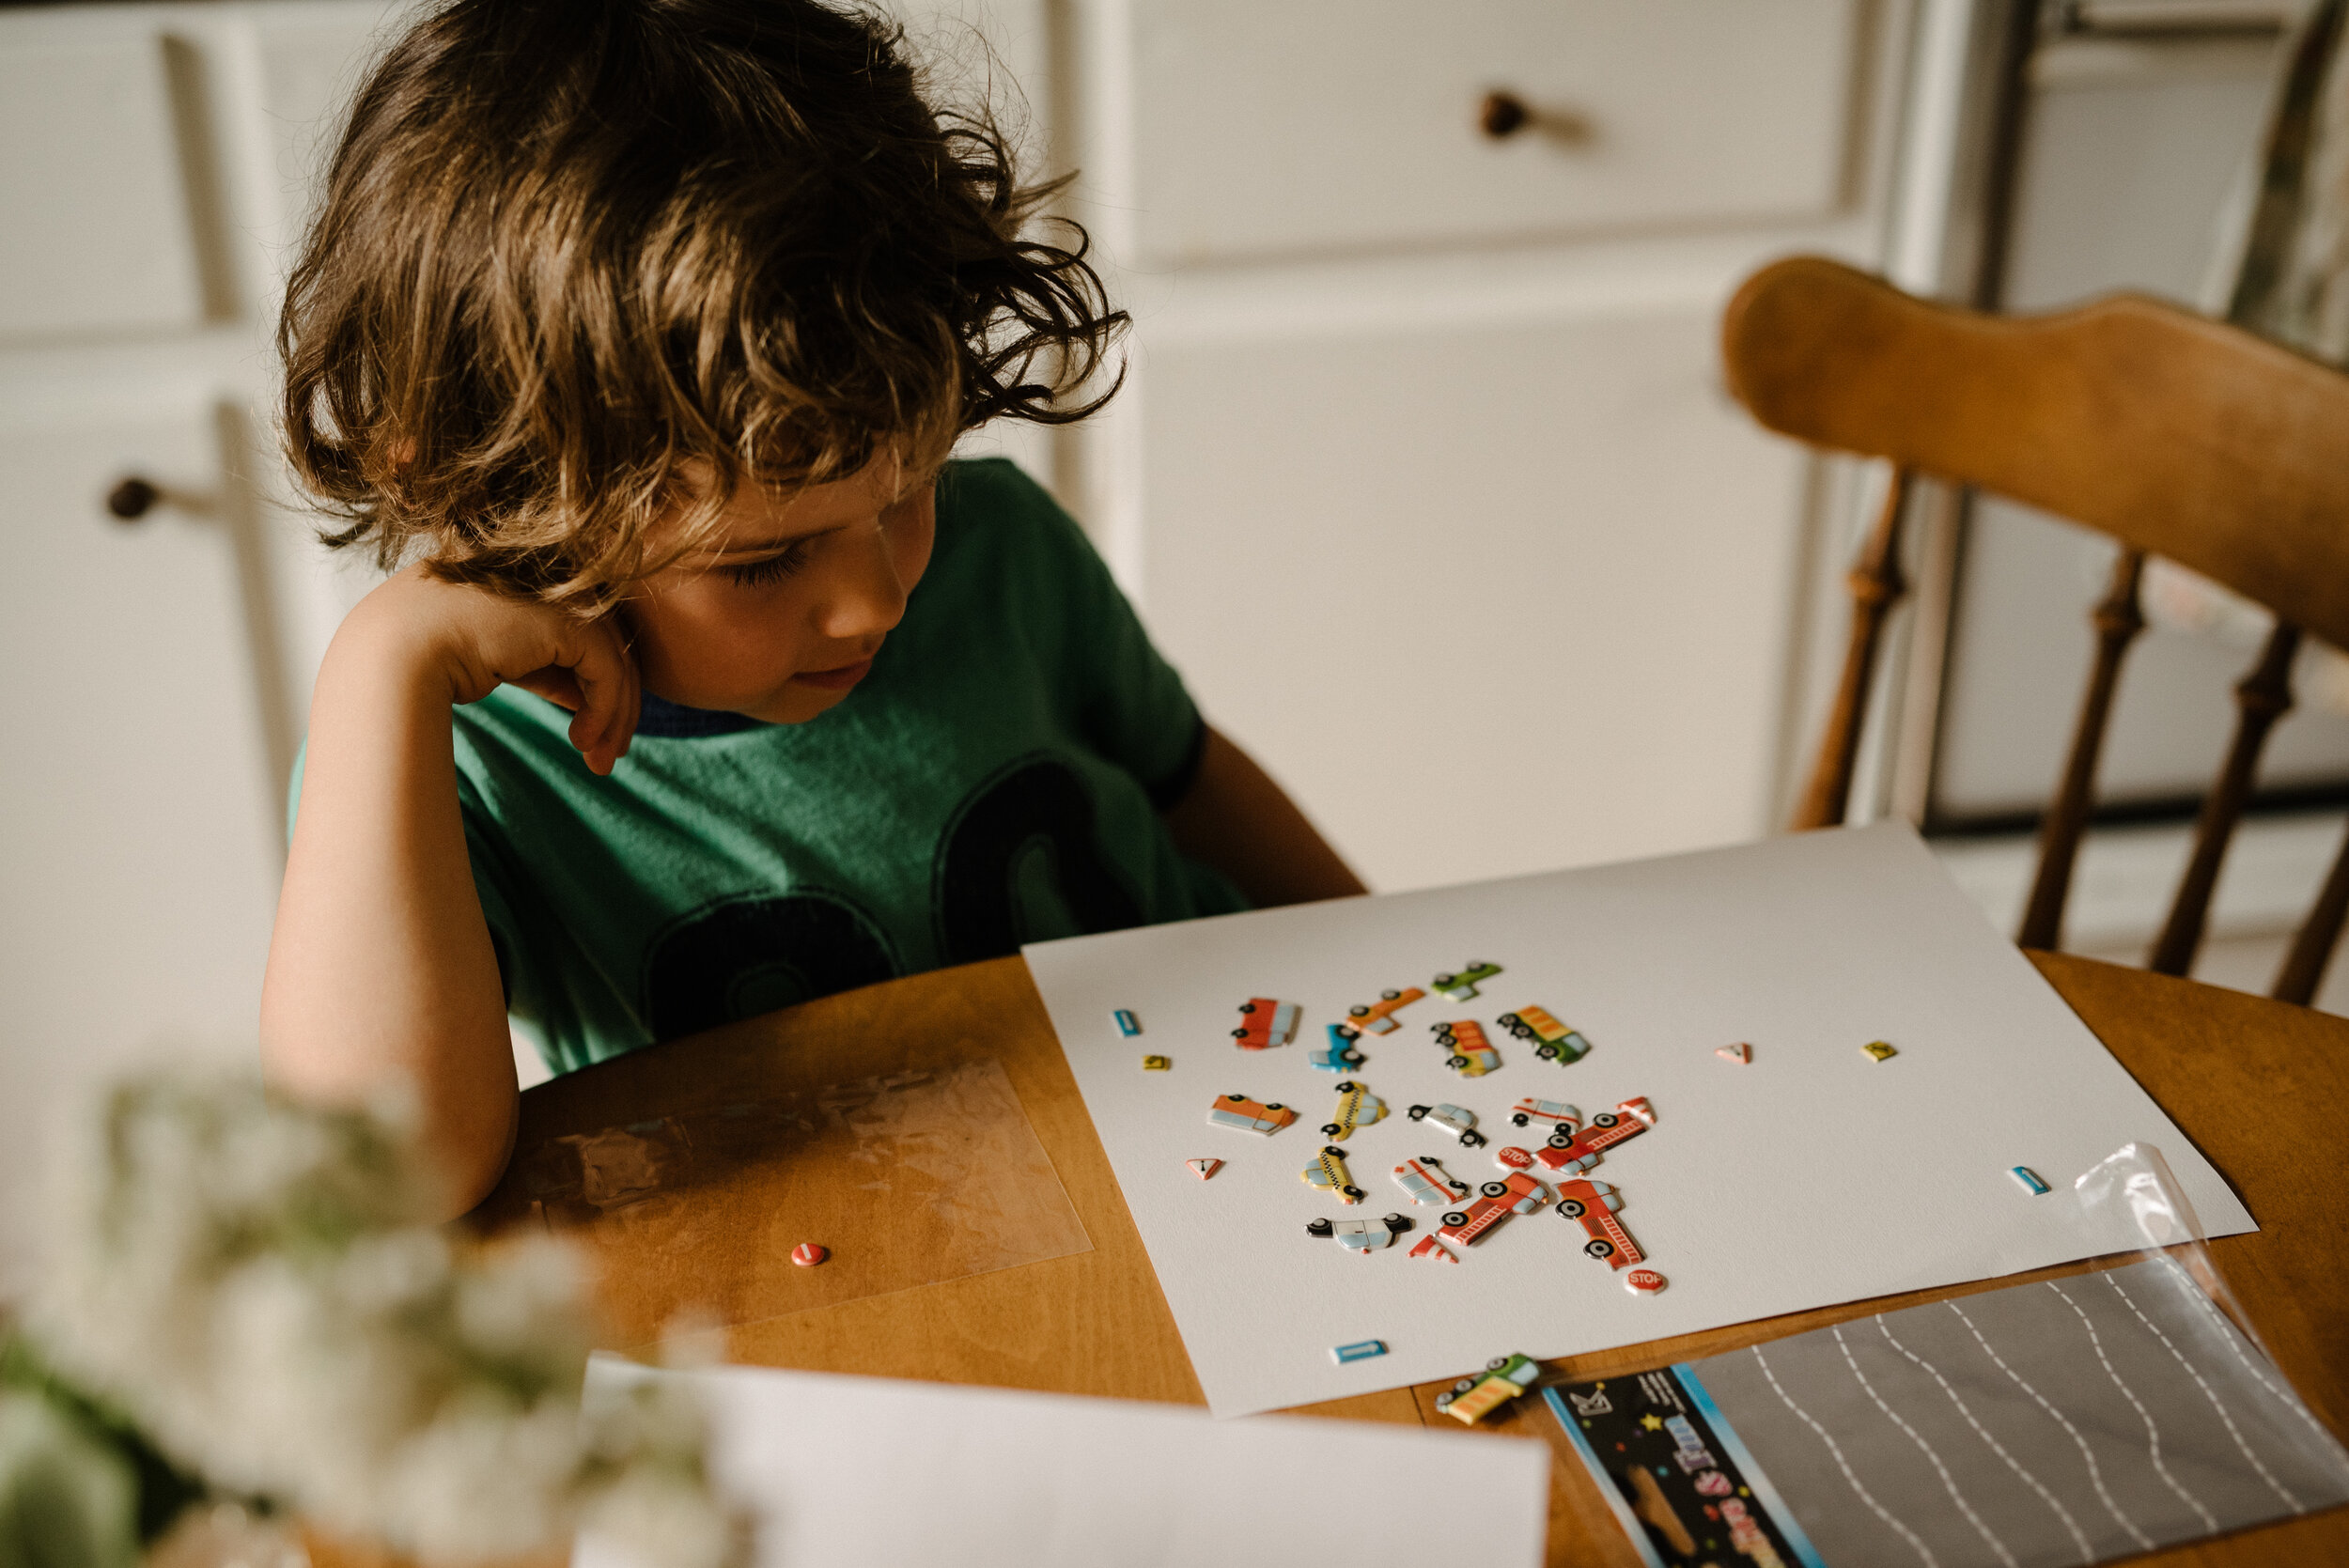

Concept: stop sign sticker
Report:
left=1493, top=1145, right=1534, bottom=1171
left=1625, top=1268, right=1668, bottom=1296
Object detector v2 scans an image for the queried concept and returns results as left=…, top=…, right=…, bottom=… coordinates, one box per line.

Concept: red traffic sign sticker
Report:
left=1625, top=1268, right=1667, bottom=1295
left=1494, top=1145, right=1535, bottom=1171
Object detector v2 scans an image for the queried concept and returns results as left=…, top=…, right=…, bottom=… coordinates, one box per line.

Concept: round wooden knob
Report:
left=105, top=476, right=161, bottom=520
left=1480, top=90, right=1530, bottom=140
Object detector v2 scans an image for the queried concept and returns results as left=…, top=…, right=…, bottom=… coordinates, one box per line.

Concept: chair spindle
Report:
left=2148, top=619, right=2302, bottom=975
left=1792, top=468, right=1912, bottom=831
left=2275, top=821, right=2349, bottom=1004
left=2017, top=549, right=2147, bottom=950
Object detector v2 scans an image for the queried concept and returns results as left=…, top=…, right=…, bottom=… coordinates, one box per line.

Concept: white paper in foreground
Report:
left=575, top=1358, right=1548, bottom=1568
left=1022, top=822, right=2256, bottom=1418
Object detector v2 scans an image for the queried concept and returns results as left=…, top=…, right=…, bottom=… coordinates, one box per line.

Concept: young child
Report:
left=260, top=0, right=1364, bottom=1214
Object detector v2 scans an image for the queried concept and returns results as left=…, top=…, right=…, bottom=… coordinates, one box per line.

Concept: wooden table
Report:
left=473, top=952, right=2349, bottom=1566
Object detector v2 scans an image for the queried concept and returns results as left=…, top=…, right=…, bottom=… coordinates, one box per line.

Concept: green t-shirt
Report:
left=304, top=458, right=1246, bottom=1076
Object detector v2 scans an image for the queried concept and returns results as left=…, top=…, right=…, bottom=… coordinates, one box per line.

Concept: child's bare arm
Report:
left=1162, top=726, right=1368, bottom=907
left=260, top=565, right=640, bottom=1217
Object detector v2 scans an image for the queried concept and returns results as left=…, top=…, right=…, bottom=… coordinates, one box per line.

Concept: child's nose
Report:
left=815, top=525, right=909, bottom=641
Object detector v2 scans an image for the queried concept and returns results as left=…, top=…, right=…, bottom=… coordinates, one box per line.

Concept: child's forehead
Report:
left=670, top=455, right=909, bottom=554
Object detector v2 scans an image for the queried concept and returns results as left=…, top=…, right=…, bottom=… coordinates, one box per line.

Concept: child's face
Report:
left=622, top=456, right=935, bottom=723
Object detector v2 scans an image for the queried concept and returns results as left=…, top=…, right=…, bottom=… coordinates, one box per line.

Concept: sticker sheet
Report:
left=1021, top=823, right=2256, bottom=1417
left=1545, top=1368, right=1826, bottom=1568
left=1545, top=1258, right=2349, bottom=1566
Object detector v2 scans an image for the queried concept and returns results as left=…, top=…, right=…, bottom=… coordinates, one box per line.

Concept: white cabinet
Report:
left=1136, top=297, right=1811, bottom=888
left=0, top=406, right=285, bottom=1278
left=253, top=8, right=405, bottom=246
left=1081, top=1, right=1921, bottom=891
left=1127, top=0, right=1863, bottom=265
left=0, top=36, right=216, bottom=340
left=0, top=2, right=409, bottom=1294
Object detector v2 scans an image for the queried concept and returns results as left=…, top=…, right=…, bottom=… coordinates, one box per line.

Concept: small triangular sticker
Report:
left=1716, top=1043, right=1751, bottom=1063
left=1187, top=1158, right=1222, bottom=1180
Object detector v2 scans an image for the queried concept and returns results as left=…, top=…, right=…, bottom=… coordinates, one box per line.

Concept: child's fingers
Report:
left=511, top=665, right=586, bottom=711
left=563, top=621, right=641, bottom=774
left=582, top=638, right=639, bottom=772
left=599, top=623, right=644, bottom=760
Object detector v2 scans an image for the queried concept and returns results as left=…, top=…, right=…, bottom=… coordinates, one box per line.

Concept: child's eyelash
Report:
left=723, top=545, right=811, bottom=587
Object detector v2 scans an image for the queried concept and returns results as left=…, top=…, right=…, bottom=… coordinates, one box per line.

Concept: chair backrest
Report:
left=1721, top=256, right=2349, bottom=1001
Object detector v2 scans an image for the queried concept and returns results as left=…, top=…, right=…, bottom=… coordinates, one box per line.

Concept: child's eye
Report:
left=723, top=544, right=811, bottom=587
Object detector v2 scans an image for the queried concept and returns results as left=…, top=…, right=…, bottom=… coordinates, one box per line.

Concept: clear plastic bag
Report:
left=1544, top=1142, right=2349, bottom=1568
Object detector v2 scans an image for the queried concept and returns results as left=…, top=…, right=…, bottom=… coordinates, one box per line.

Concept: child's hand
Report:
left=341, top=563, right=643, bottom=774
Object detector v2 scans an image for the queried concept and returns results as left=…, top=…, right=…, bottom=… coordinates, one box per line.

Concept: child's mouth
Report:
left=792, top=656, right=874, bottom=691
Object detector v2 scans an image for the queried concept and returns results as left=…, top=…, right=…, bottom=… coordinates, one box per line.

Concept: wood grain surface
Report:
left=471, top=950, right=2349, bottom=1566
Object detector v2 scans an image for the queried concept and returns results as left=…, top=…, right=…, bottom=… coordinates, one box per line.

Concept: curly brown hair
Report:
left=279, top=0, right=1125, bottom=610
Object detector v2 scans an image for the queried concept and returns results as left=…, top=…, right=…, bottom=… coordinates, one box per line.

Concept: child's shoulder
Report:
left=938, top=453, right=1050, bottom=511
left=910, top=455, right=1123, bottom=675
left=933, top=456, right=1090, bottom=567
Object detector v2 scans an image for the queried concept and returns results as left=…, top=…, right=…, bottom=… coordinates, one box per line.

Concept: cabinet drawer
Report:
left=1127, top=0, right=1860, bottom=265
left=0, top=31, right=210, bottom=341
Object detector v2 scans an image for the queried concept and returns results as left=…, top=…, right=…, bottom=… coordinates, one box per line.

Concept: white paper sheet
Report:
left=1022, top=822, right=2257, bottom=1419
left=575, top=1358, right=1549, bottom=1568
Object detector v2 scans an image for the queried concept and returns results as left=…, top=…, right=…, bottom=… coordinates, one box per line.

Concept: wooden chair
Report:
left=1722, top=256, right=2349, bottom=1002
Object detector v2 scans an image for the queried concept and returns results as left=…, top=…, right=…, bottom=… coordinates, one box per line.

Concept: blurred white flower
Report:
left=0, top=1389, right=139, bottom=1568
left=28, top=1070, right=742, bottom=1568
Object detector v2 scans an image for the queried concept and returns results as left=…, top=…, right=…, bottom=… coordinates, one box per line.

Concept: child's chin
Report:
left=738, top=684, right=849, bottom=724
